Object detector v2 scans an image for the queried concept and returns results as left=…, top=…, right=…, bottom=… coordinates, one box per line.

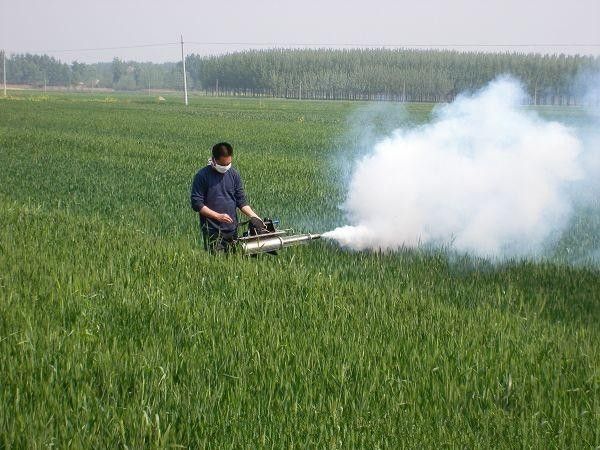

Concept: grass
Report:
left=0, top=91, right=598, bottom=448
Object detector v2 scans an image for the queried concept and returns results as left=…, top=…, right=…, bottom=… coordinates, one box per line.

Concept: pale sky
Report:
left=2, top=0, right=599, bottom=63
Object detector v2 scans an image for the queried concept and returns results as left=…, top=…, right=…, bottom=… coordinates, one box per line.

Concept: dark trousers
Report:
left=201, top=225, right=237, bottom=254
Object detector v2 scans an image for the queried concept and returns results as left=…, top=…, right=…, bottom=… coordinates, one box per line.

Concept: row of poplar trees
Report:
left=4, top=49, right=599, bottom=105
left=186, top=49, right=599, bottom=105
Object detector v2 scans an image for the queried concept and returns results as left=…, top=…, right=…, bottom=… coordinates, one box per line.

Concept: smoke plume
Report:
left=324, top=76, right=598, bottom=260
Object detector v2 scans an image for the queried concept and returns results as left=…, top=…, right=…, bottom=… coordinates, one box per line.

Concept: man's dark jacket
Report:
left=190, top=165, right=248, bottom=234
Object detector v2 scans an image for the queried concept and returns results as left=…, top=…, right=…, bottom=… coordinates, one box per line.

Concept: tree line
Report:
left=3, top=49, right=599, bottom=104
left=186, top=49, right=600, bottom=105
left=3, top=53, right=182, bottom=91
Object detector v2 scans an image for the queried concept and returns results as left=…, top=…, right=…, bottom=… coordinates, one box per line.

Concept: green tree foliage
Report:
left=186, top=49, right=600, bottom=105
left=4, top=54, right=180, bottom=91
left=112, top=57, right=125, bottom=85
left=4, top=49, right=599, bottom=103
left=5, top=54, right=69, bottom=87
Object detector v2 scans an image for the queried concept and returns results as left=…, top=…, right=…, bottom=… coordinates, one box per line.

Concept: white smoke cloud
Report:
left=324, top=76, right=586, bottom=259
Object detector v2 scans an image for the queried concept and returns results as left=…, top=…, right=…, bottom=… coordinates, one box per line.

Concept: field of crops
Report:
left=0, top=91, right=598, bottom=448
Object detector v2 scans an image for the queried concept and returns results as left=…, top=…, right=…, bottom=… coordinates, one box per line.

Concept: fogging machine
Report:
left=237, top=218, right=321, bottom=255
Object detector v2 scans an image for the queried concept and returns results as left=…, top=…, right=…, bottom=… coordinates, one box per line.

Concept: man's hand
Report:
left=249, top=216, right=267, bottom=230
left=216, top=213, right=233, bottom=224
left=199, top=206, right=233, bottom=224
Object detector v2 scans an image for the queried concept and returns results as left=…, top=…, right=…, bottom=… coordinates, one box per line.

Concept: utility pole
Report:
left=3, top=49, right=6, bottom=97
left=299, top=81, right=302, bottom=100
left=180, top=35, right=188, bottom=106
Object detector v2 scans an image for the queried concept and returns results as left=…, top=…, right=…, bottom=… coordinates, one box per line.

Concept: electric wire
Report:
left=21, top=41, right=600, bottom=55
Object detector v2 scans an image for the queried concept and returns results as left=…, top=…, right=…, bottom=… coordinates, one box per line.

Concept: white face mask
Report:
left=210, top=158, right=231, bottom=174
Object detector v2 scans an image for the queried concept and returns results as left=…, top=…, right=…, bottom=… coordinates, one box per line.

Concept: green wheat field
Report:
left=0, top=91, right=599, bottom=448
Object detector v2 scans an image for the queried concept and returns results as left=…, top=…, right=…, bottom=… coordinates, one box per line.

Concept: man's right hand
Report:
left=216, top=213, right=233, bottom=224
left=199, top=206, right=233, bottom=224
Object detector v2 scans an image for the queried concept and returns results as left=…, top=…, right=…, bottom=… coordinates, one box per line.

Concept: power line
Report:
left=15, top=41, right=600, bottom=55
left=186, top=41, right=600, bottom=48
left=26, top=42, right=179, bottom=54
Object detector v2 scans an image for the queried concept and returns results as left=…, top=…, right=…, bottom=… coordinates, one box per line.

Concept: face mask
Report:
left=211, top=158, right=231, bottom=174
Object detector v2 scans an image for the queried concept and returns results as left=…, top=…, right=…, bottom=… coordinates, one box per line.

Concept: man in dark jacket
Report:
left=190, top=142, right=263, bottom=252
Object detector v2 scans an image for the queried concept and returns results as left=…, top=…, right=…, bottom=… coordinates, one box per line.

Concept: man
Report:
left=190, top=142, right=263, bottom=253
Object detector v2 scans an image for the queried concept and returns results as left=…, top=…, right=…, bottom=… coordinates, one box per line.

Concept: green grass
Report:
left=0, top=91, right=598, bottom=448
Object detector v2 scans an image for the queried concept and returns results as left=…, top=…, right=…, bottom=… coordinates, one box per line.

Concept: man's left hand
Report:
left=250, top=216, right=267, bottom=231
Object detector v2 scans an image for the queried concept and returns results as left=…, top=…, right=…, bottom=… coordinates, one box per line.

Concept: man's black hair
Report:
left=212, top=142, right=233, bottom=160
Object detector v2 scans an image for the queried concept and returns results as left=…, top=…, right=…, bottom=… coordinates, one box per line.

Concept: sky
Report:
left=1, top=0, right=599, bottom=63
